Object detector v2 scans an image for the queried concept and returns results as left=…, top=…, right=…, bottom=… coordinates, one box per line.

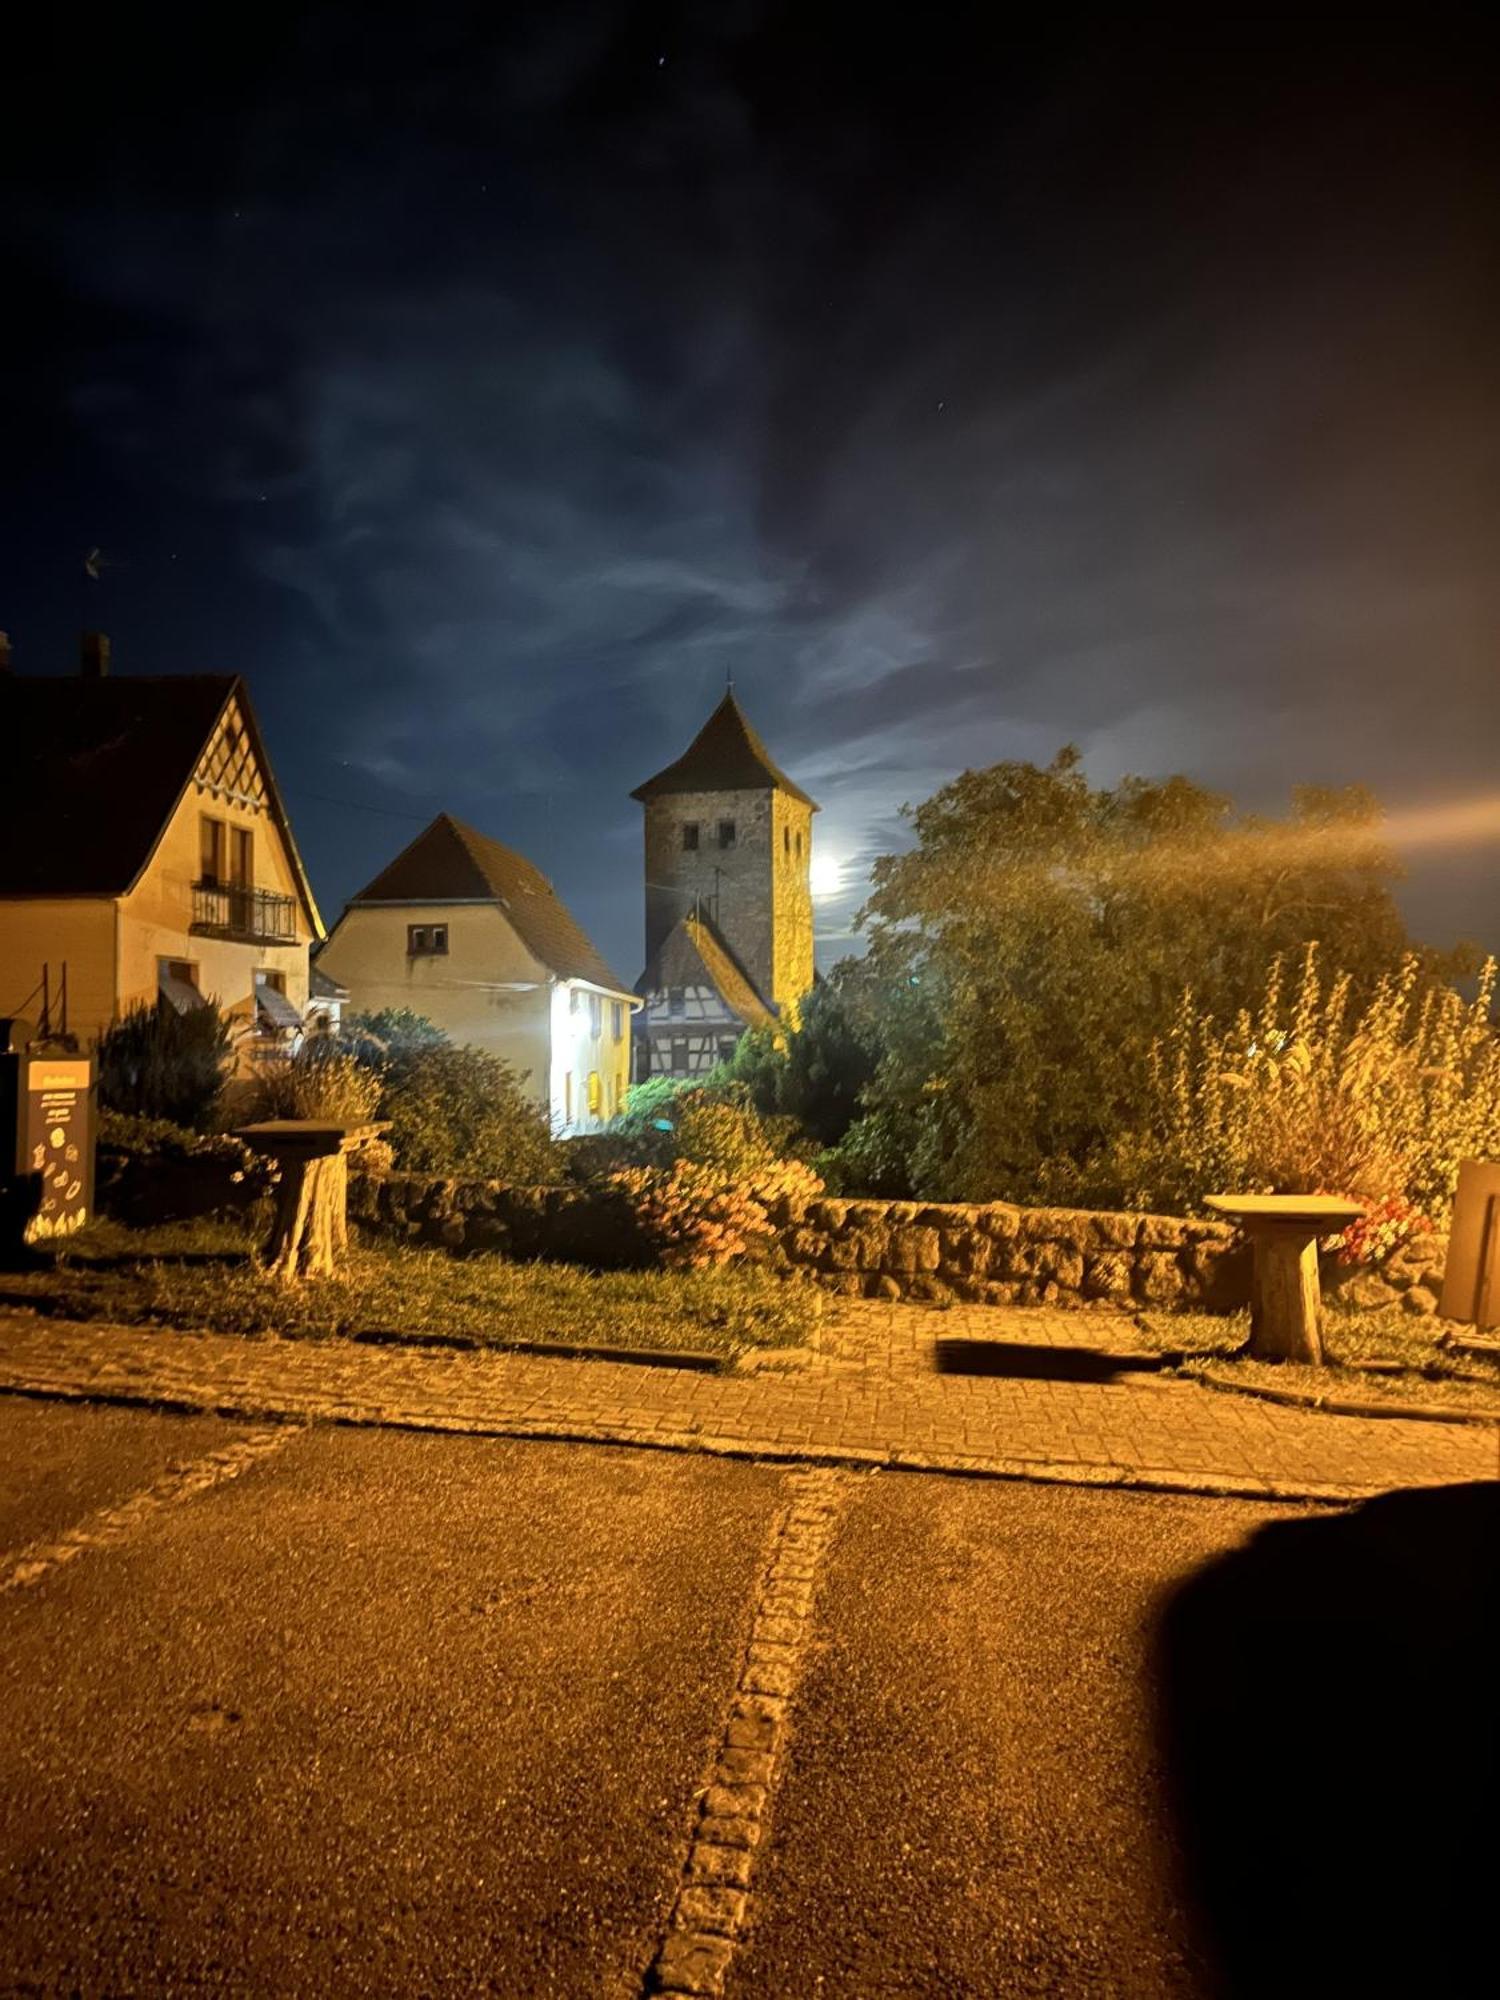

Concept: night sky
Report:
left=3, top=5, right=1496, bottom=981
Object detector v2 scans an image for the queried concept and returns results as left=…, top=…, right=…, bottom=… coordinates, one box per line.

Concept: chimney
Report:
left=0, top=632, right=12, bottom=674
left=80, top=631, right=110, bottom=678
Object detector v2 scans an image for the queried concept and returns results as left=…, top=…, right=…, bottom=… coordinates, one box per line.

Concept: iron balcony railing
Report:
left=191, top=881, right=298, bottom=944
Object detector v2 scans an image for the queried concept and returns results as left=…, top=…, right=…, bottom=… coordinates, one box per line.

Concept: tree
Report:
left=720, top=966, right=882, bottom=1147
left=853, top=747, right=1451, bottom=1204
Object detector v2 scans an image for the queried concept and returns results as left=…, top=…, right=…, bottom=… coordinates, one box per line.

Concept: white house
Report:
left=317, top=813, right=636, bottom=1135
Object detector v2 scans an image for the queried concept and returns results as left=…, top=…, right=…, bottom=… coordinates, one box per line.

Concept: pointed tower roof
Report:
left=631, top=690, right=818, bottom=808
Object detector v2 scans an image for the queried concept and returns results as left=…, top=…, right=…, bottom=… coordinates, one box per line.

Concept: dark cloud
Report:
left=2, top=4, right=1497, bottom=978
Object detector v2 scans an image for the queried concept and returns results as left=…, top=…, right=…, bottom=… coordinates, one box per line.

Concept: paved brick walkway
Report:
left=0, top=1301, right=1494, bottom=1503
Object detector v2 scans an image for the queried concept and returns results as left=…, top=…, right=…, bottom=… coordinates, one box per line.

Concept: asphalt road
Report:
left=2, top=1397, right=1489, bottom=1997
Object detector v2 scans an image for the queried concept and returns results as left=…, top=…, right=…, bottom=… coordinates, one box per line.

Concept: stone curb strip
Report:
left=647, top=1466, right=850, bottom=1997
left=1196, top=1367, right=1500, bottom=1428
left=0, top=1374, right=1401, bottom=1507
left=0, top=1425, right=300, bottom=1594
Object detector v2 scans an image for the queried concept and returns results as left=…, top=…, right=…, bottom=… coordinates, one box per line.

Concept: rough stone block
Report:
left=1033, top=1241, right=1085, bottom=1289
left=1138, top=1212, right=1192, bottom=1249
left=1134, top=1251, right=1184, bottom=1305
left=1401, top=1285, right=1439, bottom=1316
left=871, top=1275, right=903, bottom=1302
left=1015, top=1206, right=1069, bottom=1242
left=716, top=1748, right=774, bottom=1787
left=1082, top=1250, right=1134, bottom=1299
left=684, top=1844, right=753, bottom=1891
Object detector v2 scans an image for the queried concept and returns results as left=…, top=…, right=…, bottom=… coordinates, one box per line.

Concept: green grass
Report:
left=1135, top=1304, right=1500, bottom=1415
left=0, top=1219, right=822, bottom=1360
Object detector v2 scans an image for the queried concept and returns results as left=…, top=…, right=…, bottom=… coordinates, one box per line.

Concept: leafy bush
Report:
left=609, top=1085, right=823, bottom=1267
left=1113, top=948, right=1500, bottom=1223
left=379, top=1043, right=562, bottom=1182
left=95, top=1112, right=279, bottom=1223
left=247, top=1041, right=383, bottom=1123
left=720, top=973, right=881, bottom=1147
left=96, top=1001, right=237, bottom=1131
left=340, top=1007, right=449, bottom=1069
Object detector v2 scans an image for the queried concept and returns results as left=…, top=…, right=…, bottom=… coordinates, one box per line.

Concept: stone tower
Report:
left=631, top=693, right=817, bottom=1076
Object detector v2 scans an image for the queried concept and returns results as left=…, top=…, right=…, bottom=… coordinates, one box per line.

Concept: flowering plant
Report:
left=1336, top=1193, right=1432, bottom=1268
left=608, top=1086, right=823, bottom=1268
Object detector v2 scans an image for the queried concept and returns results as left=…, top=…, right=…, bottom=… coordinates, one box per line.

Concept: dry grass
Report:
left=0, top=1219, right=822, bottom=1359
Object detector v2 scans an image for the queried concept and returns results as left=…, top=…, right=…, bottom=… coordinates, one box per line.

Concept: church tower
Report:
left=631, top=691, right=817, bottom=1079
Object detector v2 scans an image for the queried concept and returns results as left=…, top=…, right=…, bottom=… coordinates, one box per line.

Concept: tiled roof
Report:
left=0, top=674, right=320, bottom=937
left=637, top=912, right=778, bottom=1028
left=631, top=691, right=818, bottom=808
left=350, top=813, right=629, bottom=993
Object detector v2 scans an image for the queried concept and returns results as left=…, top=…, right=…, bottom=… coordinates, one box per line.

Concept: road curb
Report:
left=1195, top=1365, right=1500, bottom=1428
left=0, top=1374, right=1378, bottom=1507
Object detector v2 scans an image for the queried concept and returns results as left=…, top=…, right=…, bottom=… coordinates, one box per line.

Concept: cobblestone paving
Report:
left=0, top=1303, right=1493, bottom=1503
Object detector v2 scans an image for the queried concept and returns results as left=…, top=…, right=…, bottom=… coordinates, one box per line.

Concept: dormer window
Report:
left=682, top=822, right=700, bottom=851
left=717, top=820, right=736, bottom=850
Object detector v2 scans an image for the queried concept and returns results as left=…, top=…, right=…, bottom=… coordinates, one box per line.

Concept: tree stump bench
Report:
left=1204, top=1193, right=1364, bottom=1364
left=236, top=1121, right=388, bottom=1282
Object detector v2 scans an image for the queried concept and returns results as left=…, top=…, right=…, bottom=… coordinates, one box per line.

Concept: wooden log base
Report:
left=264, top=1150, right=350, bottom=1282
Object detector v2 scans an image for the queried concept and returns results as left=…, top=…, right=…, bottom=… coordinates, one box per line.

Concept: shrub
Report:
left=340, top=1007, right=449, bottom=1069
left=95, top=1001, right=237, bottom=1131
left=380, top=1043, right=562, bottom=1182
left=95, top=1112, right=279, bottom=1224
left=247, top=1041, right=383, bottom=1124
left=608, top=1085, right=823, bottom=1267
left=1114, top=948, right=1500, bottom=1223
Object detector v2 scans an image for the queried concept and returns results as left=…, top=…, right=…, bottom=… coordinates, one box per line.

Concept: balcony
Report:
left=191, top=881, right=298, bottom=944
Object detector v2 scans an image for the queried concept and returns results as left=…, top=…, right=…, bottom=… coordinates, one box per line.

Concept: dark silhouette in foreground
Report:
left=1157, top=1481, right=1498, bottom=1997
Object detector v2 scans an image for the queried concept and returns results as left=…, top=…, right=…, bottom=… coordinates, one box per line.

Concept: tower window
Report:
left=783, top=826, right=790, bottom=856
left=718, top=820, right=736, bottom=849
left=795, top=830, right=803, bottom=857
left=682, top=822, right=699, bottom=851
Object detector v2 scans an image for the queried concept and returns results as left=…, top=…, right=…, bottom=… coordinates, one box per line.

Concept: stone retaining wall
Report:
left=99, top=1149, right=1448, bottom=1314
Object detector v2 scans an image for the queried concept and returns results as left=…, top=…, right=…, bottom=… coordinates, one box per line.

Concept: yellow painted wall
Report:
left=0, top=899, right=118, bottom=1041
left=118, top=774, right=312, bottom=1026
left=317, top=903, right=556, bottom=1103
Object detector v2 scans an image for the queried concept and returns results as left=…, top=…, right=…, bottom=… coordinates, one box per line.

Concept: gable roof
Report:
left=631, top=691, right=818, bottom=808
left=0, top=672, right=323, bottom=935
left=638, top=912, right=778, bottom=1029
left=350, top=813, right=629, bottom=993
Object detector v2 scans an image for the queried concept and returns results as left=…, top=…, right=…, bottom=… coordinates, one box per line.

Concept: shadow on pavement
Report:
left=933, top=1338, right=1172, bottom=1381
left=1156, top=1481, right=1499, bottom=1998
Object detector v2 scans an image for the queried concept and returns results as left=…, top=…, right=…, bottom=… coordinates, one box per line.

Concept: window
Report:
left=783, top=826, right=790, bottom=856
left=589, top=992, right=602, bottom=1035
left=231, top=825, right=253, bottom=887
left=670, top=1036, right=689, bottom=1073
left=795, top=830, right=803, bottom=857
left=718, top=1036, right=739, bottom=1063
left=570, top=986, right=581, bottom=1013
left=611, top=1000, right=624, bottom=1042
left=682, top=822, right=700, bottom=851
left=564, top=1072, right=573, bottom=1121
left=199, top=815, right=226, bottom=884
left=255, top=969, right=286, bottom=994
left=408, top=924, right=449, bottom=956
left=668, top=986, right=685, bottom=1017
left=718, top=819, right=736, bottom=850
left=587, top=1071, right=602, bottom=1116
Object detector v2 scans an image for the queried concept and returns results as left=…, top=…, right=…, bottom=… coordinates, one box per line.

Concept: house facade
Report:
left=0, top=635, right=322, bottom=1054
left=317, top=813, right=635, bottom=1135
left=632, top=690, right=818, bottom=1079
